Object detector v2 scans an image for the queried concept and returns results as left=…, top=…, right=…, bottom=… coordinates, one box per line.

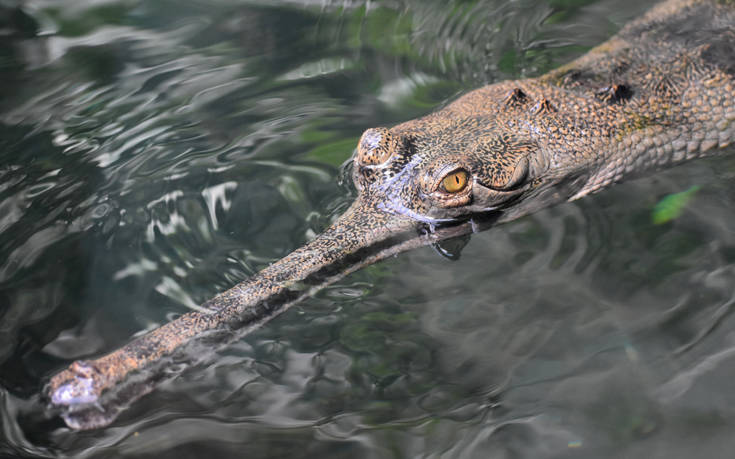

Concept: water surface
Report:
left=3, top=0, right=735, bottom=457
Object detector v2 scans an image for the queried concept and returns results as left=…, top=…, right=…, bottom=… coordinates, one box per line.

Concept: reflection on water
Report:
left=2, top=0, right=735, bottom=457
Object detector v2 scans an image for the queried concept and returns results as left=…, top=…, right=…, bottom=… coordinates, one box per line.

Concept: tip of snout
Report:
left=44, top=360, right=116, bottom=429
left=46, top=372, right=140, bottom=430
left=47, top=360, right=103, bottom=407
left=49, top=377, right=99, bottom=407
left=45, top=376, right=114, bottom=430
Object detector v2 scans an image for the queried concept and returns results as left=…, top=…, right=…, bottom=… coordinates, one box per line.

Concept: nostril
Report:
left=51, top=378, right=99, bottom=406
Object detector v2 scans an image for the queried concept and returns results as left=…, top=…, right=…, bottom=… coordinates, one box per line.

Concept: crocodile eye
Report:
left=441, top=170, right=469, bottom=193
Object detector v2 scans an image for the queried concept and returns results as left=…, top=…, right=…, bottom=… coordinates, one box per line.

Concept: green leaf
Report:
left=651, top=185, right=700, bottom=225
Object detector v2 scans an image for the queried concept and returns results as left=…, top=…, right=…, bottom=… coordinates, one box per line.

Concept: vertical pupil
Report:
left=442, top=171, right=466, bottom=192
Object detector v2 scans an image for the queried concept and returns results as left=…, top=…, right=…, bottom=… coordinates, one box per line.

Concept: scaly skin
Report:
left=46, top=0, right=735, bottom=429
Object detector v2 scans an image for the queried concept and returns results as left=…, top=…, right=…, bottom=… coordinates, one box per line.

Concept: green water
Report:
left=3, top=0, right=735, bottom=457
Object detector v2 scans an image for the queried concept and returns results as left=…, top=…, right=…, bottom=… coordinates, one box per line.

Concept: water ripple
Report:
left=3, top=0, right=735, bottom=457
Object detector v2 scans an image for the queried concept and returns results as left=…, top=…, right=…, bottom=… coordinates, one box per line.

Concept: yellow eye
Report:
left=441, top=170, right=469, bottom=193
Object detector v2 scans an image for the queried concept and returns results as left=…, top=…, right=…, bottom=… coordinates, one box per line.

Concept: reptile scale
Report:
left=45, top=0, right=735, bottom=430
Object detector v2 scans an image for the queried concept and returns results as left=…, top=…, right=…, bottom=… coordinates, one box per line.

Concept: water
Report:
left=2, top=0, right=735, bottom=457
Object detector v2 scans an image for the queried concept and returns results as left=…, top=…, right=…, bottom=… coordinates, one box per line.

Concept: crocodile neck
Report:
left=540, top=0, right=735, bottom=198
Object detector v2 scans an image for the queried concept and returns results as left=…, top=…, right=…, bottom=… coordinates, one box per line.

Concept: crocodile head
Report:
left=354, top=114, right=536, bottom=229
left=46, top=81, right=591, bottom=430
left=343, top=81, right=589, bottom=243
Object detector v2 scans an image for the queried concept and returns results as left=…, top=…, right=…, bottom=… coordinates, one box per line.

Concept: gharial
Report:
left=46, top=0, right=735, bottom=430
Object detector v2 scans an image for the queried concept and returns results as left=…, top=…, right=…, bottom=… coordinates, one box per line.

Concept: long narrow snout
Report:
left=45, top=197, right=491, bottom=429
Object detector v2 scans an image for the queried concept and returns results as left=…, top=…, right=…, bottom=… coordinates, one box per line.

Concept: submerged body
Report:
left=47, top=0, right=735, bottom=429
